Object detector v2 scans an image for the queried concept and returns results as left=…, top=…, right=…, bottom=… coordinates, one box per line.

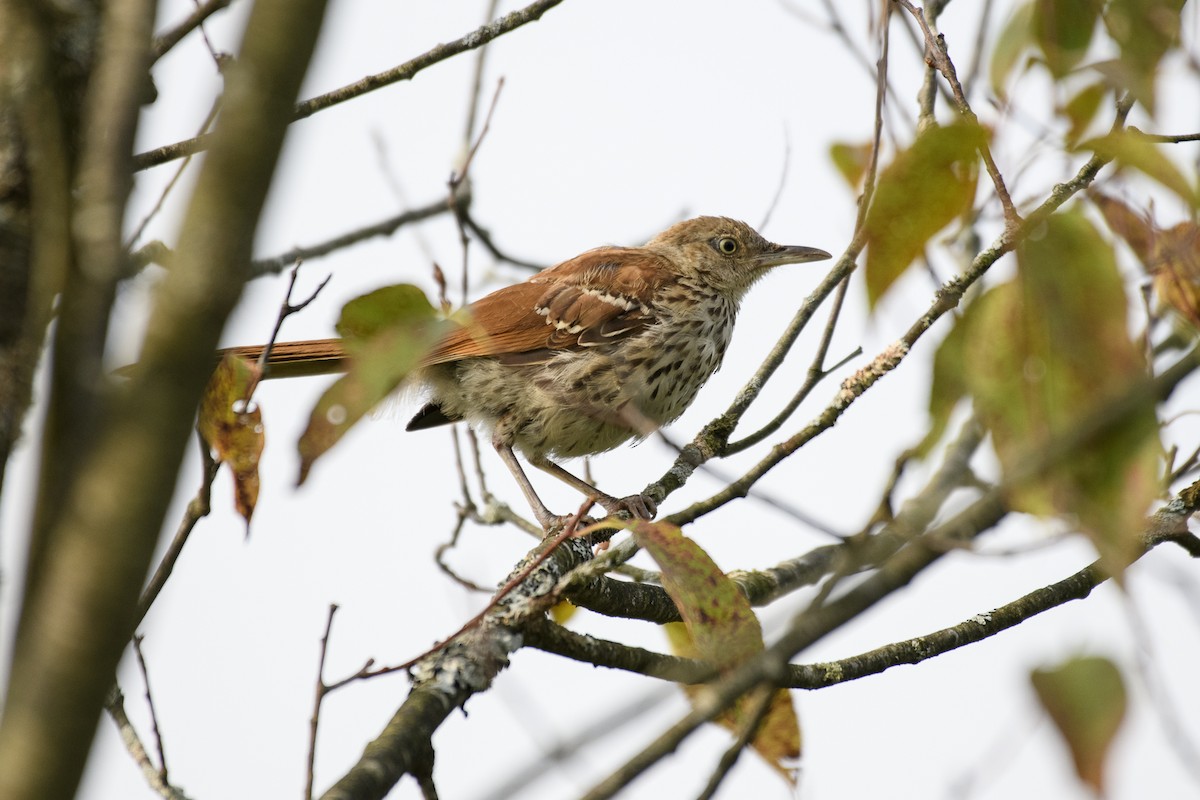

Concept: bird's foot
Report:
left=597, top=492, right=657, bottom=522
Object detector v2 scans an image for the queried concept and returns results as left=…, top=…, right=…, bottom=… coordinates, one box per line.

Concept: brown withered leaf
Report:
left=639, top=522, right=800, bottom=781
left=1151, top=221, right=1200, bottom=330
left=1091, top=193, right=1200, bottom=330
left=863, top=122, right=985, bottom=308
left=1090, top=191, right=1156, bottom=264
left=1031, top=656, right=1127, bottom=794
left=198, top=353, right=265, bottom=527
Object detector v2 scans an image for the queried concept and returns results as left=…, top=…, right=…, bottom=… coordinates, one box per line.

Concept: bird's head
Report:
left=645, top=216, right=832, bottom=300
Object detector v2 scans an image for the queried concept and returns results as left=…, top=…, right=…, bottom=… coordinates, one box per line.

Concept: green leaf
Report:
left=1061, top=82, right=1109, bottom=145
left=961, top=211, right=1160, bottom=574
left=1100, top=0, right=1186, bottom=113
left=990, top=2, right=1037, bottom=98
left=641, top=522, right=801, bottom=778
left=1031, top=656, right=1127, bottom=793
left=297, top=284, right=445, bottom=484
left=1034, top=0, right=1101, bottom=78
left=198, top=353, right=265, bottom=528
left=335, top=284, right=441, bottom=346
left=863, top=122, right=985, bottom=308
left=1079, top=130, right=1199, bottom=208
left=916, top=312, right=970, bottom=458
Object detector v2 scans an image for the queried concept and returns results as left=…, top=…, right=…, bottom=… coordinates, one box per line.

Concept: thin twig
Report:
left=247, top=195, right=458, bottom=278
left=1126, top=127, right=1200, bottom=143
left=305, top=604, right=338, bottom=800
left=960, top=0, right=995, bottom=100
left=252, top=261, right=332, bottom=386
left=758, top=131, right=791, bottom=231
left=104, top=688, right=192, bottom=800
left=450, top=78, right=505, bottom=305
left=134, top=0, right=565, bottom=170
left=894, top=0, right=1021, bottom=228
left=151, top=0, right=233, bottom=62
left=135, top=433, right=219, bottom=625
left=655, top=431, right=844, bottom=537
left=694, top=686, right=777, bottom=800
left=125, top=100, right=222, bottom=253
left=131, top=636, right=170, bottom=786
left=326, top=500, right=595, bottom=692
left=461, top=212, right=548, bottom=271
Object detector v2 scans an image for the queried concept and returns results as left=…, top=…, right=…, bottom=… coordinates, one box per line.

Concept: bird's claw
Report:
left=600, top=493, right=657, bottom=522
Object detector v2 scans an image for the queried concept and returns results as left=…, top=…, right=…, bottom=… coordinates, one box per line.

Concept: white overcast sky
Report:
left=3, top=1, right=1200, bottom=799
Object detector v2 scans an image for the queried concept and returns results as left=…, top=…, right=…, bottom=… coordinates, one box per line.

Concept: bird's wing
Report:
left=420, top=247, right=675, bottom=367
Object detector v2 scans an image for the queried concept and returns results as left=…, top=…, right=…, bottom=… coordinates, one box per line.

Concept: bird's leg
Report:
left=531, top=457, right=657, bottom=521
left=492, top=440, right=567, bottom=530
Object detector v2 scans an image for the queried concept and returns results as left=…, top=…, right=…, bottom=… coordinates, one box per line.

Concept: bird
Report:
left=228, top=216, right=831, bottom=529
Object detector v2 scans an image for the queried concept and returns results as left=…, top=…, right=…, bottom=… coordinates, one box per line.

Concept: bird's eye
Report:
left=715, top=236, right=739, bottom=255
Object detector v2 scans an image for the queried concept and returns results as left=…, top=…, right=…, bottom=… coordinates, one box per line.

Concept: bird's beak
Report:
left=755, top=243, right=833, bottom=268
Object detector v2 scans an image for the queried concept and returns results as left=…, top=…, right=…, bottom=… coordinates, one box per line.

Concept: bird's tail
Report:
left=219, top=337, right=348, bottom=379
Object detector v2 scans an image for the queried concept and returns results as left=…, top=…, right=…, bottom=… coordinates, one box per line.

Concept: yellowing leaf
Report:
left=665, top=622, right=801, bottom=781
left=1062, top=82, right=1109, bottom=145
left=1034, top=0, right=1101, bottom=78
left=961, top=211, right=1160, bottom=574
left=1101, top=0, right=1186, bottom=113
left=1079, top=130, right=1199, bottom=208
left=298, top=284, right=446, bottom=484
left=990, top=2, right=1037, bottom=98
left=198, top=353, right=265, bottom=527
left=829, top=141, right=873, bottom=190
left=1031, top=656, right=1127, bottom=793
left=550, top=600, right=578, bottom=625
left=640, top=523, right=800, bottom=779
left=863, top=122, right=985, bottom=308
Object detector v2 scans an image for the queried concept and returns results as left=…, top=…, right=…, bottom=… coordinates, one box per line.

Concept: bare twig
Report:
left=134, top=0, right=566, bottom=170
left=461, top=212, right=548, bottom=271
left=758, top=131, right=791, bottom=231
left=248, top=195, right=459, bottom=278
left=305, top=604, right=338, bottom=800
left=893, top=0, right=1021, bottom=228
left=252, top=262, right=332, bottom=386
left=449, top=77, right=505, bottom=305
left=695, top=687, right=777, bottom=800
left=135, top=433, right=219, bottom=625
left=104, top=688, right=192, bottom=800
left=131, top=636, right=170, bottom=786
left=325, top=500, right=595, bottom=692
left=1126, top=127, right=1200, bottom=144
left=151, top=0, right=233, bottom=62
left=125, top=100, right=222, bottom=253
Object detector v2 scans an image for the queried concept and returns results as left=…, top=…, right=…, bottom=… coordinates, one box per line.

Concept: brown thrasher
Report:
left=232, top=216, right=830, bottom=528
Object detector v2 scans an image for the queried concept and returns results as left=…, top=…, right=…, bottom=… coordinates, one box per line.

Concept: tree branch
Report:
left=133, top=0, right=568, bottom=171
left=0, top=2, right=330, bottom=798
